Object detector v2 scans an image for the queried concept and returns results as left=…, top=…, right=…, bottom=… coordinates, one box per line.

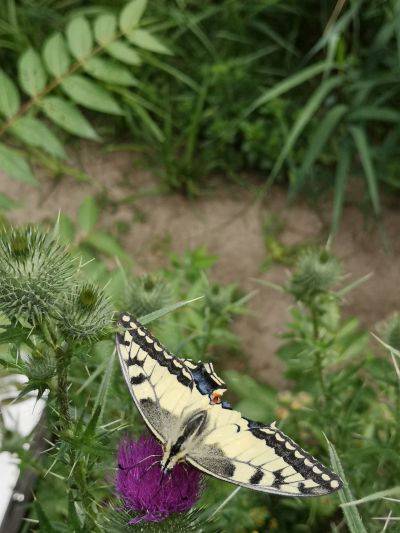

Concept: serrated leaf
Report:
left=0, top=144, right=37, bottom=184
left=94, top=14, right=117, bottom=44
left=57, top=212, right=76, bottom=245
left=61, top=74, right=123, bottom=115
left=78, top=194, right=98, bottom=232
left=18, top=48, right=47, bottom=97
left=0, top=192, right=19, bottom=210
left=43, top=32, right=70, bottom=78
left=66, top=17, right=93, bottom=60
left=15, top=380, right=48, bottom=402
left=104, top=40, right=142, bottom=65
left=59, top=433, right=115, bottom=456
left=67, top=494, right=84, bottom=533
left=39, top=96, right=100, bottom=140
left=0, top=70, right=20, bottom=117
left=86, top=231, right=132, bottom=262
left=120, top=0, right=147, bottom=33
left=84, top=57, right=137, bottom=86
left=0, top=325, right=35, bottom=349
left=126, top=29, right=172, bottom=54
left=35, top=501, right=58, bottom=533
left=10, top=116, right=67, bottom=159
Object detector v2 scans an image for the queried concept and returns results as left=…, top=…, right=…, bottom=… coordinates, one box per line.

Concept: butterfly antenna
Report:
left=171, top=468, right=188, bottom=501
left=118, top=454, right=162, bottom=472
left=138, top=460, right=161, bottom=480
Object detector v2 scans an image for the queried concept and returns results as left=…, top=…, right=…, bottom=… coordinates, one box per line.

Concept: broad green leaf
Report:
left=94, top=14, right=117, bottom=44
left=0, top=71, right=19, bottom=117
left=120, top=0, right=147, bottom=32
left=78, top=194, right=98, bottom=232
left=39, top=96, right=100, bottom=140
left=66, top=17, right=93, bottom=61
left=271, top=76, right=342, bottom=180
left=18, top=48, right=47, bottom=97
left=331, top=144, right=352, bottom=241
left=43, top=32, right=70, bottom=78
left=86, top=231, right=132, bottom=262
left=126, top=29, right=172, bottom=54
left=35, top=501, right=58, bottom=533
left=83, top=57, right=137, bottom=86
left=10, top=116, right=67, bottom=159
left=57, top=212, right=76, bottom=245
left=104, top=40, right=142, bottom=65
left=289, top=104, right=347, bottom=201
left=0, top=192, right=19, bottom=210
left=138, top=296, right=204, bottom=325
left=0, top=144, right=37, bottom=184
left=61, top=74, right=123, bottom=115
left=328, top=440, right=368, bottom=533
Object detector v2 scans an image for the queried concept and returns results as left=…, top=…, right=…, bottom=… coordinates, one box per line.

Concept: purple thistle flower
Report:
left=108, top=432, right=205, bottom=524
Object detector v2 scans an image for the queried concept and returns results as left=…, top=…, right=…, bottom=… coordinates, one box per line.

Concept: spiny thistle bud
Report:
left=376, top=312, right=400, bottom=352
left=288, top=249, right=341, bottom=300
left=204, top=283, right=238, bottom=314
left=0, top=227, right=76, bottom=325
left=58, top=283, right=113, bottom=341
left=25, top=350, right=56, bottom=381
left=124, top=274, right=171, bottom=318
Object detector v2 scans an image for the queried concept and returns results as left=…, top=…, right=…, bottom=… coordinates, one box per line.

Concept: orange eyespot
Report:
left=212, top=392, right=220, bottom=404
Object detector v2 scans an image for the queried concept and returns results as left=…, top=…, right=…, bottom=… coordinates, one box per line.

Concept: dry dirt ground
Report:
left=1, top=144, right=400, bottom=389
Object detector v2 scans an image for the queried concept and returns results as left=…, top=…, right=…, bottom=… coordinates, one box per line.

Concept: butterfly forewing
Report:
left=115, top=312, right=343, bottom=497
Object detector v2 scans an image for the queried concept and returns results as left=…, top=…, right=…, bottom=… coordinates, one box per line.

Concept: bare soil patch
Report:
left=2, top=144, right=399, bottom=389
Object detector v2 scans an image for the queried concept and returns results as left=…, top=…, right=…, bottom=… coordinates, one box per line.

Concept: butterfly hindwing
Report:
left=186, top=405, right=341, bottom=496
left=115, top=312, right=343, bottom=497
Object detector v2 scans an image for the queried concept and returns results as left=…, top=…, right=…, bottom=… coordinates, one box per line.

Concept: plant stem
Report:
left=310, top=303, right=328, bottom=403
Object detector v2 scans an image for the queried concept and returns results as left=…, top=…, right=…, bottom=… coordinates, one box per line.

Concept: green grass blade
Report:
left=92, top=348, right=116, bottom=425
left=139, top=296, right=204, bottom=325
left=348, top=106, right=400, bottom=122
left=289, top=104, right=347, bottom=201
left=272, top=76, right=342, bottom=181
left=238, top=61, right=334, bottom=124
left=330, top=143, right=352, bottom=242
left=349, top=126, right=383, bottom=221
left=327, top=439, right=368, bottom=533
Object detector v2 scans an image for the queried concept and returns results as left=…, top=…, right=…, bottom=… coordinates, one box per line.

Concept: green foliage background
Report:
left=0, top=1, right=400, bottom=532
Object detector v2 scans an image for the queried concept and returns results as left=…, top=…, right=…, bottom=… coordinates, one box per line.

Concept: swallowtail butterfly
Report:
left=115, top=312, right=342, bottom=497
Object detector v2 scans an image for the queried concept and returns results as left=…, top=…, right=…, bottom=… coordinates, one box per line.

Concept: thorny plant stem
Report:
left=0, top=29, right=126, bottom=138
left=310, top=304, right=329, bottom=408
left=52, top=333, right=96, bottom=528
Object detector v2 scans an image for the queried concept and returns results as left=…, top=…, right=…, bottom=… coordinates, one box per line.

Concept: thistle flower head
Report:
left=376, top=312, right=400, bottom=352
left=108, top=432, right=205, bottom=524
left=124, top=274, right=171, bottom=318
left=204, top=282, right=240, bottom=314
left=25, top=349, right=56, bottom=381
left=288, top=248, right=341, bottom=300
left=0, top=227, right=76, bottom=325
left=57, top=283, right=113, bottom=341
